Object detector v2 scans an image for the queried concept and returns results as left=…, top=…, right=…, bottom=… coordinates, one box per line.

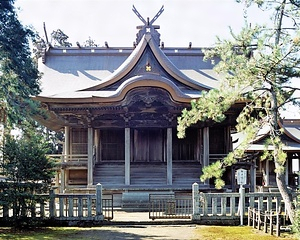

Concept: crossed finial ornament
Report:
left=132, top=5, right=164, bottom=45
left=132, top=5, right=164, bottom=26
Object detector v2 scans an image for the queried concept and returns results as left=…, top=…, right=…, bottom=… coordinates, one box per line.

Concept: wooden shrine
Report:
left=35, top=6, right=257, bottom=195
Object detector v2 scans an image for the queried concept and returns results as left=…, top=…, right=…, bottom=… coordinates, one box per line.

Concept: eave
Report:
left=35, top=75, right=202, bottom=104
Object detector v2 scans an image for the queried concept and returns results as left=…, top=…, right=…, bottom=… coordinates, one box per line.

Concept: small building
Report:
left=242, top=119, right=300, bottom=192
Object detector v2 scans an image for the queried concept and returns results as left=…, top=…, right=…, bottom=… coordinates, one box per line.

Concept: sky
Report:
left=15, top=0, right=269, bottom=48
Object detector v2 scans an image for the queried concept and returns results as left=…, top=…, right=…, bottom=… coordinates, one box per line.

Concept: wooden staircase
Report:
left=172, top=162, right=202, bottom=187
left=130, top=163, right=167, bottom=185
left=93, top=162, right=202, bottom=189
left=93, top=162, right=125, bottom=187
left=93, top=162, right=202, bottom=210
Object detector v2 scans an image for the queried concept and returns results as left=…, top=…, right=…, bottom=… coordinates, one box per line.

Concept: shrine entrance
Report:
left=133, top=128, right=164, bottom=162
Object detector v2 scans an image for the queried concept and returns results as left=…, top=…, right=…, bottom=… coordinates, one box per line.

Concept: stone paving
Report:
left=74, top=225, right=198, bottom=240
left=85, top=211, right=197, bottom=239
left=111, top=211, right=191, bottom=223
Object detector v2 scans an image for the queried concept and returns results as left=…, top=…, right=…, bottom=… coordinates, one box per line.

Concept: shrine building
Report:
left=35, top=6, right=300, bottom=198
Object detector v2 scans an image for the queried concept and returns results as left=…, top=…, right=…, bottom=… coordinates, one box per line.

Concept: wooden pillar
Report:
left=61, top=126, right=70, bottom=192
left=203, top=127, right=209, bottom=185
left=65, top=127, right=71, bottom=190
left=94, top=129, right=100, bottom=163
left=55, top=171, right=60, bottom=193
left=285, top=159, right=288, bottom=185
left=125, top=128, right=130, bottom=185
left=266, top=159, right=270, bottom=186
left=226, top=126, right=232, bottom=152
left=197, top=129, right=202, bottom=164
left=253, top=164, right=256, bottom=192
left=167, top=128, right=172, bottom=185
left=65, top=126, right=70, bottom=155
left=231, top=166, right=236, bottom=192
left=87, top=127, right=94, bottom=187
left=60, top=170, right=65, bottom=193
left=251, top=163, right=255, bottom=192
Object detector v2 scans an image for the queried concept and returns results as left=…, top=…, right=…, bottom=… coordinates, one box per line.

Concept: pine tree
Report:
left=0, top=0, right=41, bottom=126
left=178, top=0, right=300, bottom=223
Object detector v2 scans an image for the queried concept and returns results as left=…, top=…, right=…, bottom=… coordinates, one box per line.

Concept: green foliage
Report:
left=0, top=127, right=55, bottom=228
left=200, top=161, right=226, bottom=189
left=178, top=0, right=300, bottom=183
left=177, top=89, right=238, bottom=138
left=0, top=0, right=41, bottom=126
left=177, top=0, right=300, bottom=222
left=0, top=182, right=50, bottom=228
left=44, top=128, right=64, bottom=154
left=1, top=134, right=55, bottom=182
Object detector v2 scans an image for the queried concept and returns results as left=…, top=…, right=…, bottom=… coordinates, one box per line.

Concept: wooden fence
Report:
left=248, top=207, right=281, bottom=236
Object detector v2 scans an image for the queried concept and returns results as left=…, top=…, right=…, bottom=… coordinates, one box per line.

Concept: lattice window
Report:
left=71, top=128, right=88, bottom=154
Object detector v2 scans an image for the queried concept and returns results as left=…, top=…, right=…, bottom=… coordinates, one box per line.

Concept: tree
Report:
left=0, top=125, right=55, bottom=227
left=177, top=0, right=300, bottom=223
left=0, top=0, right=41, bottom=126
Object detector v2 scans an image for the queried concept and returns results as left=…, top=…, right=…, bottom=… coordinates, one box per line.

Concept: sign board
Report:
left=236, top=168, right=247, bottom=185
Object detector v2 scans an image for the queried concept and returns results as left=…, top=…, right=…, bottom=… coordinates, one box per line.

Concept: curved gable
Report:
left=83, top=34, right=211, bottom=93
left=279, top=120, right=300, bottom=144
left=100, top=75, right=201, bottom=103
left=36, top=74, right=199, bottom=104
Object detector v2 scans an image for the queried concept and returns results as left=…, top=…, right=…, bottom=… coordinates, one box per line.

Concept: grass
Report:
left=194, top=226, right=297, bottom=240
left=0, top=226, right=297, bottom=240
left=0, top=227, right=81, bottom=240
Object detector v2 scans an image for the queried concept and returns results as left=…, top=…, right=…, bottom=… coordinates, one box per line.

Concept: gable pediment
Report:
left=83, top=34, right=211, bottom=94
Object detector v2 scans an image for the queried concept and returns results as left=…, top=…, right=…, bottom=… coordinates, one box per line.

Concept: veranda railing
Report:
left=48, top=154, right=89, bottom=166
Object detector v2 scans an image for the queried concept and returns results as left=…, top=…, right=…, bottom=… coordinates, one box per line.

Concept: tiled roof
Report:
left=232, top=119, right=300, bottom=151
left=37, top=34, right=221, bottom=102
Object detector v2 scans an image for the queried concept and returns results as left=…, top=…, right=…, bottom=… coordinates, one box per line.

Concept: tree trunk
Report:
left=270, top=0, right=294, bottom=219
left=275, top=162, right=295, bottom=223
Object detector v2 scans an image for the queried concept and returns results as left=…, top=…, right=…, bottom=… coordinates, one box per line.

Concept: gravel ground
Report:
left=68, top=225, right=198, bottom=240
